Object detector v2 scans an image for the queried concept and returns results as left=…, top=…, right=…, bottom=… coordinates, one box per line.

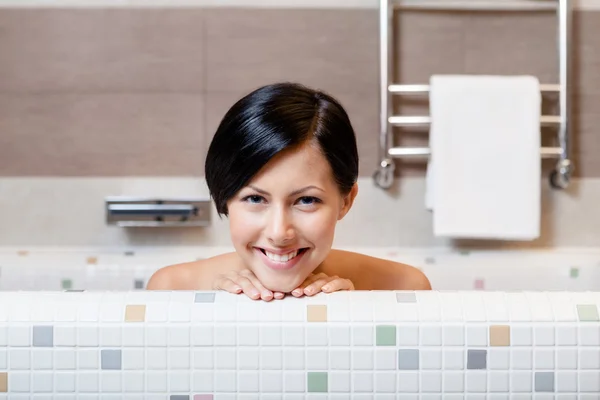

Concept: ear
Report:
left=338, top=183, right=358, bottom=220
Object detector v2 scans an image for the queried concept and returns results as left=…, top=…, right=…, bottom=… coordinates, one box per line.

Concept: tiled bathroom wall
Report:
left=2, top=247, right=600, bottom=292
left=0, top=290, right=599, bottom=397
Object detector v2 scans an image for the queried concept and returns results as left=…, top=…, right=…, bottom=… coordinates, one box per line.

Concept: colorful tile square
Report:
left=134, top=279, right=145, bottom=289
left=467, top=349, right=487, bottom=369
left=101, top=349, right=122, bottom=370
left=32, top=326, right=54, bottom=347
left=490, top=325, right=510, bottom=346
left=307, top=305, right=327, bottom=322
left=194, top=396, right=213, bottom=400
left=195, top=293, right=216, bottom=303
left=307, top=371, right=328, bottom=392
left=577, top=304, right=600, bottom=321
left=376, top=325, right=396, bottom=346
left=535, top=371, right=554, bottom=392
left=570, top=267, right=579, bottom=278
left=396, top=292, right=416, bottom=303
left=0, top=372, right=6, bottom=392
left=125, top=305, right=146, bottom=322
left=398, top=349, right=419, bottom=369
left=61, top=279, right=72, bottom=290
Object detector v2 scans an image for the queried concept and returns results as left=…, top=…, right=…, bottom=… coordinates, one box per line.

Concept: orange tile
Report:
left=307, top=305, right=327, bottom=322
left=17, top=250, right=28, bottom=256
left=86, top=256, right=98, bottom=265
left=0, top=372, right=6, bottom=392
left=490, top=325, right=510, bottom=346
left=125, top=305, right=146, bottom=322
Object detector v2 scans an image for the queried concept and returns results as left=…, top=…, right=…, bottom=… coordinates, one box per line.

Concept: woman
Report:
left=147, top=82, right=431, bottom=300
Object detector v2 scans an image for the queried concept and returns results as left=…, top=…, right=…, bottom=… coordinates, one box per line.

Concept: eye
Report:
left=297, top=196, right=321, bottom=206
left=242, top=195, right=265, bottom=204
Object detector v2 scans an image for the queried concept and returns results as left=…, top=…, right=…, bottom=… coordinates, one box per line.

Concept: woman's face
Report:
left=226, top=141, right=357, bottom=292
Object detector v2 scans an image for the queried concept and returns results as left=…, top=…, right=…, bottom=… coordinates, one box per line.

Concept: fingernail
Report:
left=292, top=289, right=302, bottom=296
left=250, top=290, right=260, bottom=298
left=305, top=288, right=313, bottom=295
left=233, top=286, right=242, bottom=292
left=263, top=291, right=273, bottom=298
left=322, top=285, right=331, bottom=291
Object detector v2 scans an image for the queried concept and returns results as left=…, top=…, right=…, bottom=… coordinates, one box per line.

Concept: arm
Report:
left=321, top=249, right=432, bottom=291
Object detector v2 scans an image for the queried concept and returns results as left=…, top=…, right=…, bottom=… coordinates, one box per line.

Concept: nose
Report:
left=266, top=207, right=296, bottom=245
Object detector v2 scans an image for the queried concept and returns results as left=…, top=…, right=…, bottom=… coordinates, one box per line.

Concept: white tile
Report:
left=146, top=303, right=169, bottom=322
left=329, top=326, right=350, bottom=346
left=261, top=371, right=283, bottom=392
left=556, top=348, right=577, bottom=369
left=396, top=304, right=419, bottom=322
left=283, top=349, right=304, bottom=370
left=443, top=325, right=465, bottom=346
left=99, top=326, right=121, bottom=347
left=192, top=349, right=213, bottom=369
left=190, top=325, right=213, bottom=346
left=145, top=326, right=168, bottom=347
left=421, top=349, right=442, bottom=369
left=397, top=371, right=419, bottom=392
left=32, top=349, right=53, bottom=370
left=239, top=326, right=259, bottom=346
left=214, top=304, right=236, bottom=322
left=421, top=325, right=442, bottom=346
left=421, top=371, right=442, bottom=392
left=283, top=326, right=304, bottom=346
left=261, top=349, right=282, bottom=370
left=169, top=348, right=191, bottom=369
left=580, top=371, right=600, bottom=392
left=55, top=349, right=76, bottom=370
left=239, top=349, right=259, bottom=370
left=281, top=300, right=305, bottom=322
left=511, top=326, right=532, bottom=346
left=482, top=292, right=509, bottom=322
left=9, top=325, right=31, bottom=346
left=0, top=326, right=6, bottom=346
left=353, top=349, right=374, bottom=370
left=238, top=371, right=259, bottom=392
left=488, top=348, right=509, bottom=370
left=237, top=302, right=260, bottom=322
left=526, top=292, right=554, bottom=321
left=9, top=372, right=30, bottom=392
left=488, top=371, right=509, bottom=392
left=506, top=293, right=532, bottom=321
left=466, top=325, right=488, bottom=346
left=306, top=349, right=328, bottom=370
left=375, top=372, right=396, bottom=392
left=78, top=349, right=99, bottom=369
left=534, top=348, right=555, bottom=369
left=352, top=326, right=373, bottom=346
left=511, top=371, right=533, bottom=392
left=443, top=371, right=464, bottom=392
left=535, top=326, right=555, bottom=346
left=55, top=303, right=78, bottom=322
left=580, top=325, right=600, bottom=346
left=32, top=372, right=54, bottom=392
left=511, top=349, right=533, bottom=369
left=417, top=292, right=442, bottom=322
left=0, top=349, right=5, bottom=369
left=556, top=371, right=577, bottom=393
left=215, top=349, right=236, bottom=369
left=168, top=371, right=190, bottom=391
left=284, top=371, right=305, bottom=392
left=78, top=373, right=99, bottom=392
left=259, top=301, right=282, bottom=322
left=122, top=326, right=144, bottom=347
left=466, top=371, right=487, bottom=392
left=461, top=293, right=486, bottom=322
left=9, top=349, right=30, bottom=369
left=550, top=293, right=577, bottom=321
left=99, top=303, right=123, bottom=322
left=168, top=326, right=190, bottom=346
left=352, top=371, right=373, bottom=392
left=556, top=325, right=578, bottom=345
left=328, top=303, right=350, bottom=322
left=146, top=349, right=167, bottom=370
left=78, top=326, right=99, bottom=347
left=260, top=326, right=282, bottom=346
left=55, top=372, right=76, bottom=392
left=580, top=349, right=600, bottom=369
left=443, top=349, right=465, bottom=370
left=145, top=371, right=167, bottom=392
left=122, top=372, right=144, bottom=392
left=329, top=371, right=351, bottom=392
left=215, top=371, right=236, bottom=391
left=214, top=326, right=236, bottom=346
left=375, top=349, right=396, bottom=370
left=192, top=371, right=214, bottom=391
left=330, top=349, right=350, bottom=370
left=439, top=292, right=464, bottom=322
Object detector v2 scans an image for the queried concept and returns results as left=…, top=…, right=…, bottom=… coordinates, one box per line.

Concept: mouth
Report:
left=254, top=247, right=309, bottom=270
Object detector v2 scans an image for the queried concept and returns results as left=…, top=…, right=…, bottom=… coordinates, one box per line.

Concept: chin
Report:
left=256, top=273, right=305, bottom=293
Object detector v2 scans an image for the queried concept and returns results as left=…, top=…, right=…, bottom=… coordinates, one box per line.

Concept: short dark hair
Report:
left=205, top=82, right=359, bottom=216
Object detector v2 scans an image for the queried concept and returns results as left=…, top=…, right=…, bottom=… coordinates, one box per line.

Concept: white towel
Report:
left=426, top=75, right=541, bottom=240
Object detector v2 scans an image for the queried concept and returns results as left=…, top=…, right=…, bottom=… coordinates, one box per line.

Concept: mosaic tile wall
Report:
left=0, top=290, right=599, bottom=397
left=1, top=247, right=600, bottom=292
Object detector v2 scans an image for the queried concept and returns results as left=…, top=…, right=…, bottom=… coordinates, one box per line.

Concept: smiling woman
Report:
left=147, top=82, right=431, bottom=300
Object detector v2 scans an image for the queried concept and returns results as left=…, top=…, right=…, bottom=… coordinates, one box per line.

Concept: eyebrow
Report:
left=247, top=185, right=325, bottom=197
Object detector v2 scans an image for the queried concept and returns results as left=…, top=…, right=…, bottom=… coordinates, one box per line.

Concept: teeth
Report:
left=265, top=250, right=299, bottom=262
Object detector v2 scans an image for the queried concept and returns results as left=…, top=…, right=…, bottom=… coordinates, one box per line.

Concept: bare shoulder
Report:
left=146, top=252, right=241, bottom=290
left=322, top=249, right=432, bottom=291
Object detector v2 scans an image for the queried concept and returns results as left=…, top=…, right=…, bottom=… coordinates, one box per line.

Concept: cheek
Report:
left=298, top=210, right=338, bottom=243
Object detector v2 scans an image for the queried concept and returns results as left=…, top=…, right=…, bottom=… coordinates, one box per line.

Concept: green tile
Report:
left=61, top=279, right=72, bottom=290
left=577, top=304, right=600, bottom=321
left=376, top=325, right=396, bottom=346
left=570, top=267, right=579, bottom=278
left=307, top=372, right=327, bottom=392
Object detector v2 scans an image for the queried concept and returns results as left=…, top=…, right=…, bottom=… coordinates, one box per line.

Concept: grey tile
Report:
left=398, top=349, right=419, bottom=370
left=32, top=326, right=54, bottom=347
left=205, top=9, right=378, bottom=95
left=535, top=371, right=555, bottom=392
left=0, top=94, right=206, bottom=176
left=134, top=280, right=144, bottom=290
left=101, top=349, right=122, bottom=370
left=170, top=396, right=190, bottom=400
left=195, top=293, right=216, bottom=303
left=0, top=9, right=206, bottom=93
left=396, top=292, right=417, bottom=303
left=467, top=349, right=487, bottom=370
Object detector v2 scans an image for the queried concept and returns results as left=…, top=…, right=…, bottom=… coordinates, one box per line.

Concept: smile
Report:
left=255, top=247, right=309, bottom=270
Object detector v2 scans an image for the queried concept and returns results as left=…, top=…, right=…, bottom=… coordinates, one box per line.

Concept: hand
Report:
left=291, top=272, right=354, bottom=297
left=212, top=269, right=285, bottom=301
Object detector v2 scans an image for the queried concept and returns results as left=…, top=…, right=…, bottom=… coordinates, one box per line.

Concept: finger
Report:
left=303, top=274, right=333, bottom=296
left=238, top=270, right=274, bottom=301
left=322, top=278, right=354, bottom=293
left=273, top=291, right=285, bottom=300
left=291, top=273, right=324, bottom=297
left=230, top=275, right=263, bottom=300
left=212, top=277, right=242, bottom=294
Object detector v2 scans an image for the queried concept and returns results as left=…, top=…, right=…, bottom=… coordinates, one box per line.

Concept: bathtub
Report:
left=1, top=246, right=599, bottom=397
left=1, top=246, right=599, bottom=291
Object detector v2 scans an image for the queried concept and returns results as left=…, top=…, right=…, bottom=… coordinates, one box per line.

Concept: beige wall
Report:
left=0, top=8, right=598, bottom=178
